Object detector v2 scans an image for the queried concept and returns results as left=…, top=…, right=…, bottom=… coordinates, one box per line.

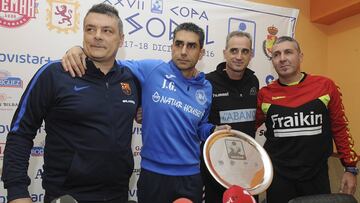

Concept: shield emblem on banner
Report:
left=46, top=0, right=80, bottom=33
left=262, top=25, right=279, bottom=59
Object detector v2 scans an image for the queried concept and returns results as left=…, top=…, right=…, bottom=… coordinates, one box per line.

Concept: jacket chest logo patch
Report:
left=73, top=85, right=90, bottom=92
left=120, top=82, right=132, bottom=95
left=271, top=112, right=323, bottom=137
left=195, top=89, right=207, bottom=105
left=250, top=87, right=257, bottom=96
left=213, top=92, right=229, bottom=97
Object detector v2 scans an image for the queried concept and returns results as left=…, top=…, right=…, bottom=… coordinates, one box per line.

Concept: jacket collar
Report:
left=169, top=60, right=206, bottom=85
left=85, top=58, right=119, bottom=77
left=215, top=62, right=255, bottom=82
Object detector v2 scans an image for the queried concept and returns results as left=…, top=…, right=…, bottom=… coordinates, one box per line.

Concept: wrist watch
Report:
left=345, top=166, right=359, bottom=176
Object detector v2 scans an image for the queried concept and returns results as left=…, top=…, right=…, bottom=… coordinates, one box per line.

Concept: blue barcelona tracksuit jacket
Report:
left=1, top=60, right=140, bottom=202
left=121, top=59, right=214, bottom=176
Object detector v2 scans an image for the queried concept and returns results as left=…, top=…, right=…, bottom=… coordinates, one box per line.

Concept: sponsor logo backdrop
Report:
left=0, top=0, right=298, bottom=201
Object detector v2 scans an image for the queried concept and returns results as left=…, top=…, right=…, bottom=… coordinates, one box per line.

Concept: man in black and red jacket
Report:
left=256, top=36, right=358, bottom=203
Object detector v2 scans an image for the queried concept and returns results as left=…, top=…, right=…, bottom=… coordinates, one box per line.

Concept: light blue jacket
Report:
left=120, top=59, right=214, bottom=175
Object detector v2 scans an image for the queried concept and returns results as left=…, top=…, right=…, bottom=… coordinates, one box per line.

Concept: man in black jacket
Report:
left=201, top=31, right=259, bottom=203
left=1, top=3, right=140, bottom=203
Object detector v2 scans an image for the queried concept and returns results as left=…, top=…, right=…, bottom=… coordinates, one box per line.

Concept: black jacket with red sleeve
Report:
left=256, top=73, right=358, bottom=180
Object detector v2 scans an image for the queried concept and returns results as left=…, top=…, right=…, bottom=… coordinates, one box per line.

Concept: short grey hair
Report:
left=273, top=36, right=301, bottom=53
left=225, top=31, right=252, bottom=49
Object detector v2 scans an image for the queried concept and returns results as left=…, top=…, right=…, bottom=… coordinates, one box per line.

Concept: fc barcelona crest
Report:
left=120, top=82, right=132, bottom=95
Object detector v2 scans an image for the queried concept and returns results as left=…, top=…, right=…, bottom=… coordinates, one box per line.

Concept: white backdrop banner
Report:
left=0, top=0, right=298, bottom=202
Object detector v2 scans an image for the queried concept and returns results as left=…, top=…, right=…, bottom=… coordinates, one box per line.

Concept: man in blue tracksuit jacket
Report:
left=61, top=22, right=231, bottom=203
left=1, top=4, right=140, bottom=203
left=120, top=23, right=217, bottom=203
left=121, top=59, right=212, bottom=175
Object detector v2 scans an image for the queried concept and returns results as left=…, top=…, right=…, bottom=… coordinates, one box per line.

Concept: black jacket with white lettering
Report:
left=206, top=62, right=259, bottom=137
left=256, top=73, right=358, bottom=180
left=2, top=60, right=140, bottom=201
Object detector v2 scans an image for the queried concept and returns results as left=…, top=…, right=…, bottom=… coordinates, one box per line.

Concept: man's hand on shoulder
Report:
left=61, top=46, right=87, bottom=77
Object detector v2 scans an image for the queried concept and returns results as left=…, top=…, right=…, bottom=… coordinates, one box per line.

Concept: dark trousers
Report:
left=266, top=164, right=331, bottom=203
left=137, top=168, right=203, bottom=203
left=200, top=152, right=225, bottom=203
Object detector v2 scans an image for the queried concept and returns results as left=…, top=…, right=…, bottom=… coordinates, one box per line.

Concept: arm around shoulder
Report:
left=61, top=46, right=87, bottom=77
left=2, top=62, right=56, bottom=202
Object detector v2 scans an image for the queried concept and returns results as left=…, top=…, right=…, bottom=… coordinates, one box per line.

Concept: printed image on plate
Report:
left=203, top=129, right=273, bottom=195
